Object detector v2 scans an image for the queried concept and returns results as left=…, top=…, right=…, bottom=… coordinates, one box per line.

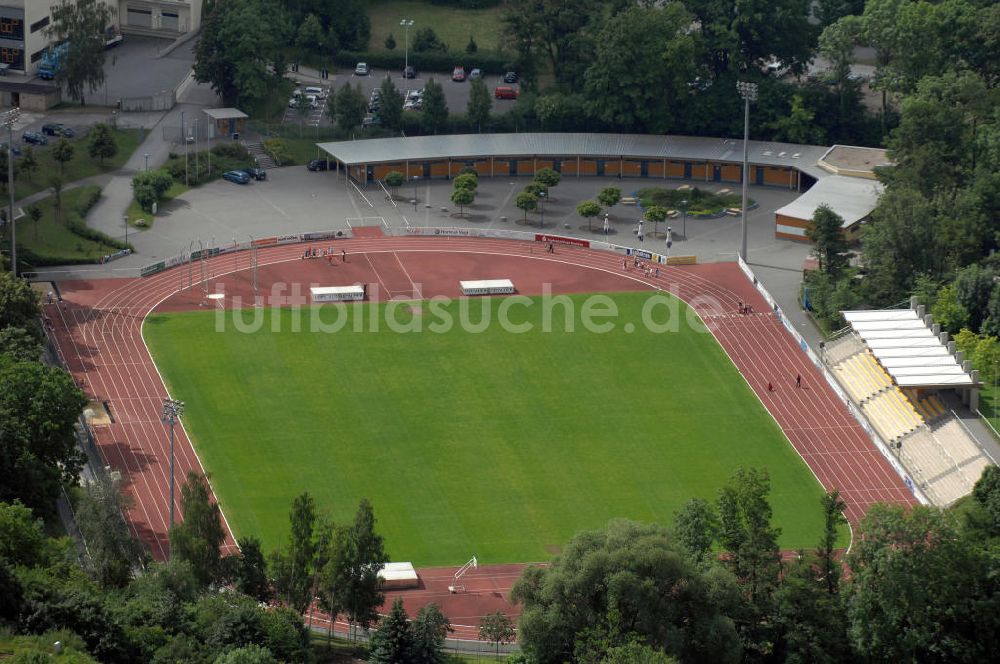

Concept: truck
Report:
left=37, top=42, right=69, bottom=80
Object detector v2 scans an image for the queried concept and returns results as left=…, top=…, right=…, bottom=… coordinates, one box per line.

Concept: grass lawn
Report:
left=14, top=186, right=125, bottom=265
left=14, top=128, right=142, bottom=200
left=637, top=187, right=753, bottom=216
left=144, top=292, right=832, bottom=565
left=126, top=181, right=190, bottom=228
left=368, top=0, right=507, bottom=54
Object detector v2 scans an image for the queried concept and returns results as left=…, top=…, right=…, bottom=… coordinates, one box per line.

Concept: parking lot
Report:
left=282, top=64, right=520, bottom=129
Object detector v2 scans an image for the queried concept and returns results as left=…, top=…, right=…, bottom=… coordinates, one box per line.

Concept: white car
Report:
left=355, top=62, right=369, bottom=76
left=305, top=95, right=319, bottom=109
left=406, top=89, right=423, bottom=102
left=304, top=86, right=325, bottom=98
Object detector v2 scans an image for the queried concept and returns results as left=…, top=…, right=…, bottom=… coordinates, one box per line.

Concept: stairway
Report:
left=244, top=141, right=277, bottom=169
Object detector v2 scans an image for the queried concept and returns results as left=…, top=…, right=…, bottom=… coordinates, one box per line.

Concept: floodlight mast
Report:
left=161, top=397, right=185, bottom=548
left=736, top=81, right=758, bottom=263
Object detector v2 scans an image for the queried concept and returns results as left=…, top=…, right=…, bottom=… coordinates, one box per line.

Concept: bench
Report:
left=726, top=207, right=741, bottom=216
left=620, top=197, right=638, bottom=206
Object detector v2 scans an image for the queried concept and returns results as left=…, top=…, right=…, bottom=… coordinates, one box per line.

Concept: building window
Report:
left=0, top=16, right=24, bottom=41
left=31, top=48, right=45, bottom=63
left=30, top=16, right=49, bottom=33
left=1, top=47, right=24, bottom=70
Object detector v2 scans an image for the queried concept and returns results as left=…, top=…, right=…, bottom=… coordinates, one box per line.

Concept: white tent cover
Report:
left=841, top=309, right=975, bottom=387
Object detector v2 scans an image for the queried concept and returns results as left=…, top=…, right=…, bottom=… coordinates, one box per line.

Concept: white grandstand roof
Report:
left=842, top=309, right=975, bottom=387
left=774, top=175, right=884, bottom=227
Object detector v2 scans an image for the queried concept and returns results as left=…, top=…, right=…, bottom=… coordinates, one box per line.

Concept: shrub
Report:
left=332, top=49, right=510, bottom=75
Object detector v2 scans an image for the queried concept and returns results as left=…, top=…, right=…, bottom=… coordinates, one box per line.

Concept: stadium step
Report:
left=244, top=141, right=277, bottom=169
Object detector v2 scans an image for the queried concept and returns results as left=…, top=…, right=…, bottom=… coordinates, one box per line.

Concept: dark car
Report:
left=22, top=131, right=48, bottom=145
left=307, top=159, right=330, bottom=172
left=403, top=65, right=416, bottom=79
left=503, top=71, right=519, bottom=84
left=223, top=170, right=251, bottom=184
left=240, top=167, right=267, bottom=181
left=0, top=142, right=21, bottom=156
left=42, top=123, right=74, bottom=137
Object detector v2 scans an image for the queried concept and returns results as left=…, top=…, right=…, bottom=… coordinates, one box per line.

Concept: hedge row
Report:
left=22, top=188, right=132, bottom=267
left=332, top=49, right=512, bottom=76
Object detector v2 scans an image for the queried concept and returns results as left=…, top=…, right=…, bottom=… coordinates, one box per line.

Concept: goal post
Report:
left=448, top=555, right=477, bottom=594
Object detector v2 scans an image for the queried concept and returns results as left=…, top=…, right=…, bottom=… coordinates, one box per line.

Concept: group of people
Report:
left=737, top=300, right=755, bottom=315
left=767, top=374, right=803, bottom=392
left=302, top=247, right=347, bottom=265
left=623, top=256, right=660, bottom=278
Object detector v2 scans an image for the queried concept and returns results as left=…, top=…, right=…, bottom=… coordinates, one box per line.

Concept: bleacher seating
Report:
left=832, top=352, right=893, bottom=403
left=906, top=391, right=947, bottom=422
left=898, top=418, right=993, bottom=506
left=861, top=389, right=923, bottom=442
left=824, top=333, right=864, bottom=365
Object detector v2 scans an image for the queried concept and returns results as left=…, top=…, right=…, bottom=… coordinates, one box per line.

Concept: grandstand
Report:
left=822, top=304, right=993, bottom=506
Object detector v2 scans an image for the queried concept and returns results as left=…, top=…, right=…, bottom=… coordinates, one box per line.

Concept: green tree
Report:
left=931, top=283, right=970, bottom=334
left=467, top=77, right=492, bottom=131
left=861, top=186, right=939, bottom=304
left=384, top=32, right=396, bottom=50
left=75, top=475, right=147, bottom=588
left=452, top=172, right=478, bottom=192
left=169, top=471, right=226, bottom=587
left=806, top=204, right=848, bottom=275
left=233, top=536, right=271, bottom=602
left=413, top=27, right=446, bottom=52
left=270, top=492, right=315, bottom=612
left=466, top=35, right=478, bottom=54
left=597, top=186, right=620, bottom=210
left=18, top=145, right=38, bottom=182
left=511, top=519, right=741, bottom=663
left=87, top=123, right=117, bottom=166
left=450, top=187, right=475, bottom=217
left=716, top=467, right=782, bottom=659
left=972, top=465, right=1000, bottom=536
left=51, top=138, right=75, bottom=174
left=26, top=204, right=42, bottom=242
left=331, top=82, right=366, bottom=130
left=502, top=0, right=603, bottom=84
left=672, top=497, right=720, bottom=562
left=0, top=500, right=50, bottom=566
left=0, top=271, right=41, bottom=334
left=410, top=603, right=451, bottom=664
left=0, top=360, right=87, bottom=515
left=384, top=170, right=405, bottom=197
left=323, top=499, right=387, bottom=640
left=601, top=642, right=677, bottom=664
left=45, top=0, right=114, bottom=105
left=576, top=200, right=601, bottom=231
left=583, top=4, right=697, bottom=133
left=295, top=13, right=325, bottom=53
left=954, top=264, right=995, bottom=332
left=479, top=610, right=515, bottom=661
left=420, top=79, right=449, bottom=134
left=515, top=191, right=537, bottom=222
left=0, top=326, right=42, bottom=363
left=214, top=644, right=278, bottom=664
left=369, top=598, right=413, bottom=664
left=533, top=167, right=561, bottom=193
left=774, top=549, right=851, bottom=664
left=845, top=503, right=995, bottom=662
left=767, top=94, right=826, bottom=145
left=378, top=77, right=404, bottom=132
left=644, top=205, right=668, bottom=237
left=260, top=606, right=311, bottom=664
left=49, top=175, right=64, bottom=212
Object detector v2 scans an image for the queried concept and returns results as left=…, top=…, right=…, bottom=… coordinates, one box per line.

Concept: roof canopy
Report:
left=842, top=309, right=975, bottom=387
left=774, top=175, right=883, bottom=227
left=203, top=108, right=248, bottom=120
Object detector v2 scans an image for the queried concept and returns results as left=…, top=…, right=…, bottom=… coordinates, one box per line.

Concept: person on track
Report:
left=796, top=374, right=802, bottom=388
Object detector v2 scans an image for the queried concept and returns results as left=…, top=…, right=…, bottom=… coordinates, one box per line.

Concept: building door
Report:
left=683, top=162, right=692, bottom=179
left=712, top=164, right=721, bottom=181
left=596, top=160, right=605, bottom=176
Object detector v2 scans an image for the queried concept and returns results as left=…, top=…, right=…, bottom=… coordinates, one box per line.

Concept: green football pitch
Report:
left=144, top=292, right=830, bottom=566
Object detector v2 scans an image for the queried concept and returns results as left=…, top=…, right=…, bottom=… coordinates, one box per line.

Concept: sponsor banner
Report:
left=626, top=248, right=654, bottom=260
left=252, top=236, right=278, bottom=248
left=164, top=254, right=187, bottom=270
left=301, top=230, right=342, bottom=241
left=190, top=247, right=222, bottom=261
left=276, top=234, right=301, bottom=245
left=535, top=233, right=590, bottom=248
left=140, top=261, right=166, bottom=277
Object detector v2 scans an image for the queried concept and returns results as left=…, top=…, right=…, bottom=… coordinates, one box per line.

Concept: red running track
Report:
left=46, top=236, right=914, bottom=626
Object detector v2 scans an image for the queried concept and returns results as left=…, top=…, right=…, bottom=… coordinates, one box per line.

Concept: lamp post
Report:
left=400, top=19, right=414, bottom=76
left=736, top=81, right=757, bottom=262
left=3, top=107, right=20, bottom=276
left=161, top=398, right=185, bottom=541
left=413, top=174, right=419, bottom=202
left=680, top=199, right=688, bottom=239
left=666, top=226, right=673, bottom=256
left=123, top=214, right=128, bottom=246
left=144, top=152, right=151, bottom=171
left=538, top=190, right=546, bottom=229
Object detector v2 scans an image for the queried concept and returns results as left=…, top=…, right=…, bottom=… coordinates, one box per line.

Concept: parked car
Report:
left=355, top=62, right=369, bottom=76
left=307, top=159, right=330, bottom=171
left=452, top=66, right=466, bottom=82
left=362, top=115, right=382, bottom=128
left=22, top=131, right=48, bottom=145
left=403, top=99, right=422, bottom=111
left=503, top=71, right=519, bottom=84
left=368, top=99, right=381, bottom=113
left=469, top=68, right=482, bottom=80
left=305, top=94, right=319, bottom=109
left=223, top=170, right=251, bottom=184
left=406, top=89, right=423, bottom=102
left=42, top=123, right=74, bottom=137
left=403, top=65, right=416, bottom=79
left=494, top=85, right=518, bottom=100
left=304, top=86, right=325, bottom=98
left=0, top=142, right=21, bottom=156
left=240, top=167, right=267, bottom=181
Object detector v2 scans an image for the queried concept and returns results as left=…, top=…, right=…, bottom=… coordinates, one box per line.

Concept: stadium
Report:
left=44, top=225, right=922, bottom=637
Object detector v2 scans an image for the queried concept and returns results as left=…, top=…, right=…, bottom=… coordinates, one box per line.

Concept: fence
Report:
left=120, top=88, right=176, bottom=112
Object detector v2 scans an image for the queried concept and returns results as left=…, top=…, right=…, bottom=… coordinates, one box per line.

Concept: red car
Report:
left=494, top=85, right=518, bottom=100
left=452, top=66, right=466, bottom=82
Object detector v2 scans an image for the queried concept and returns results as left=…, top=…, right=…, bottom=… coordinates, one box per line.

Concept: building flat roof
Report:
left=842, top=309, right=975, bottom=388
left=318, top=133, right=832, bottom=178
left=774, top=175, right=883, bottom=227
left=818, top=144, right=892, bottom=178
left=203, top=108, right=248, bottom=120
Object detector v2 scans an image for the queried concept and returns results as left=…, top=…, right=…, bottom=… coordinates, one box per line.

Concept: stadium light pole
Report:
left=736, top=81, right=757, bottom=263
left=400, top=19, right=414, bottom=76
left=3, top=107, right=20, bottom=276
left=680, top=199, right=688, bottom=239
left=161, top=398, right=185, bottom=540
